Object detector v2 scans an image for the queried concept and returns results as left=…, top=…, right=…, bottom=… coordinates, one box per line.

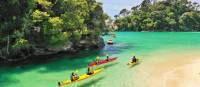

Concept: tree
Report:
left=119, top=9, right=130, bottom=17
left=140, top=0, right=151, bottom=11
left=0, top=0, right=34, bottom=60
left=0, top=0, right=107, bottom=61
left=114, top=0, right=200, bottom=32
left=179, top=12, right=200, bottom=31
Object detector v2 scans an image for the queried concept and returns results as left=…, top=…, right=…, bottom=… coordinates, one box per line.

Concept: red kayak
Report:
left=88, top=57, right=118, bottom=66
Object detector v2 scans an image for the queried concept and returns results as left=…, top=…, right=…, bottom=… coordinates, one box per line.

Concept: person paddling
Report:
left=87, top=67, right=94, bottom=75
left=132, top=56, right=137, bottom=63
left=95, top=56, right=100, bottom=64
left=70, top=72, right=79, bottom=81
left=106, top=54, right=109, bottom=61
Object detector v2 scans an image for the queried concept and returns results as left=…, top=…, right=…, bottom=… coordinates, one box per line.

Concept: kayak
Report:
left=107, top=40, right=114, bottom=45
left=58, top=68, right=103, bottom=86
left=107, top=42, right=114, bottom=45
left=88, top=57, right=118, bottom=67
left=127, top=59, right=139, bottom=66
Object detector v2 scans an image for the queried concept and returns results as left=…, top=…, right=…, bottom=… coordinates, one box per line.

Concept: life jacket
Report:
left=71, top=75, right=78, bottom=81
left=132, top=57, right=136, bottom=62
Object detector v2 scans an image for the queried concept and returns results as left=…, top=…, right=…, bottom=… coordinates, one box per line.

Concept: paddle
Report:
left=75, top=69, right=79, bottom=73
left=74, top=69, right=79, bottom=87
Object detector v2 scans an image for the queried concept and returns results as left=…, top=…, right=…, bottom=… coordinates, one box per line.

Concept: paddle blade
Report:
left=75, top=70, right=79, bottom=73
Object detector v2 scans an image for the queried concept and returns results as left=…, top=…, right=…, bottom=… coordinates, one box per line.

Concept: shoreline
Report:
left=0, top=37, right=105, bottom=67
left=133, top=49, right=200, bottom=87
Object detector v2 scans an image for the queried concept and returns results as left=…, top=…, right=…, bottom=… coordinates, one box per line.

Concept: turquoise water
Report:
left=1, top=32, right=200, bottom=87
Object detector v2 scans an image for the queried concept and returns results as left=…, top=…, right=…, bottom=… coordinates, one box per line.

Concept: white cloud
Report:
left=189, top=0, right=200, bottom=3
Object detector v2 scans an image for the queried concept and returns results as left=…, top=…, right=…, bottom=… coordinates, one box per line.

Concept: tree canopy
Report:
left=0, top=0, right=108, bottom=61
left=114, top=0, right=200, bottom=31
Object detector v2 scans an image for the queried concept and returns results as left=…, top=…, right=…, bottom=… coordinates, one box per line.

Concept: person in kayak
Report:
left=95, top=56, right=100, bottom=64
left=70, top=72, right=79, bottom=81
left=106, top=54, right=109, bottom=61
left=87, top=67, right=94, bottom=75
left=132, top=56, right=137, bottom=63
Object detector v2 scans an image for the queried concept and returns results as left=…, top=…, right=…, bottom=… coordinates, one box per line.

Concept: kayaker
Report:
left=95, top=56, right=100, bottom=64
left=70, top=72, right=79, bottom=81
left=106, top=54, right=109, bottom=61
left=87, top=67, right=94, bottom=75
left=132, top=56, right=137, bottom=63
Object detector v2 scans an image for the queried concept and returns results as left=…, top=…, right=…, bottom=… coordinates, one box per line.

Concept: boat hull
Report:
left=88, top=57, right=118, bottom=67
left=58, top=68, right=103, bottom=86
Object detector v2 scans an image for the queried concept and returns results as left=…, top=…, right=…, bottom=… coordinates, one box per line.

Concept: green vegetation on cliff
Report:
left=114, top=0, right=200, bottom=31
left=0, top=0, right=108, bottom=62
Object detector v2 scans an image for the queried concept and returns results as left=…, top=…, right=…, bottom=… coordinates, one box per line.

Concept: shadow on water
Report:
left=37, top=50, right=102, bottom=73
left=1, top=42, right=133, bottom=73
left=101, top=62, right=119, bottom=69
left=0, top=74, right=19, bottom=87
left=129, top=62, right=140, bottom=68
left=0, top=50, right=102, bottom=86
left=0, top=42, right=133, bottom=86
left=78, top=76, right=105, bottom=87
left=101, top=43, right=134, bottom=55
left=39, top=42, right=133, bottom=73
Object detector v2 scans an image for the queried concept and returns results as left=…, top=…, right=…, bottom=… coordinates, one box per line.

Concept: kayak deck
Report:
left=58, top=68, right=103, bottom=86
left=127, top=59, right=139, bottom=66
left=88, top=57, right=118, bottom=66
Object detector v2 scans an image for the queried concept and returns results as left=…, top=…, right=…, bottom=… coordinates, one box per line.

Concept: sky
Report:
left=97, top=0, right=142, bottom=19
left=97, top=0, right=200, bottom=19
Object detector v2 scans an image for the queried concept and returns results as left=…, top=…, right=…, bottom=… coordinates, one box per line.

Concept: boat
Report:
left=88, top=57, right=118, bottom=67
left=58, top=68, right=103, bottom=86
left=107, top=40, right=114, bottom=45
left=127, top=59, right=139, bottom=66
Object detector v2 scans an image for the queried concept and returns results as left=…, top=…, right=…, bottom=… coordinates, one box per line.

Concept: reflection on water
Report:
left=78, top=76, right=105, bottom=87
left=100, top=43, right=134, bottom=56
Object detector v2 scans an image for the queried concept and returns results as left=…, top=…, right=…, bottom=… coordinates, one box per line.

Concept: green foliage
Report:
left=114, top=0, right=200, bottom=31
left=48, top=17, right=63, bottom=27
left=179, top=12, right=200, bottom=31
left=32, top=10, right=50, bottom=22
left=12, top=38, right=30, bottom=49
left=72, top=31, right=82, bottom=41
left=31, top=0, right=106, bottom=47
left=34, top=0, right=52, bottom=9
left=81, top=27, right=90, bottom=35
left=43, top=17, right=66, bottom=46
left=47, top=32, right=70, bottom=46
left=0, top=0, right=106, bottom=59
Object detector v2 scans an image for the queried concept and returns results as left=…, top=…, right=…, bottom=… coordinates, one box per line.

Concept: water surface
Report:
left=1, top=32, right=200, bottom=87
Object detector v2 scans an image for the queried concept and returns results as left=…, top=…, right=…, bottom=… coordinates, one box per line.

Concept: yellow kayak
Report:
left=58, top=68, right=103, bottom=86
left=127, top=59, right=139, bottom=66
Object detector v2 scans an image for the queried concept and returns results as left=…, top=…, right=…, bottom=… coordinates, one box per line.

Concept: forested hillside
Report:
left=0, top=0, right=108, bottom=64
left=114, top=0, right=200, bottom=31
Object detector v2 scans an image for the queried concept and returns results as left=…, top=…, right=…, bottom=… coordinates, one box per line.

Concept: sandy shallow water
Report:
left=133, top=49, right=200, bottom=87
